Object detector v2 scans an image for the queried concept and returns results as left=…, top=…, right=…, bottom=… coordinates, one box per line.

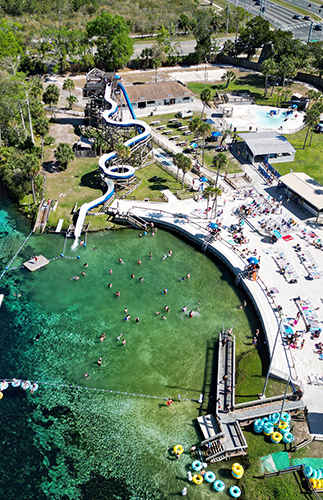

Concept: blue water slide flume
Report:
left=74, top=80, right=151, bottom=239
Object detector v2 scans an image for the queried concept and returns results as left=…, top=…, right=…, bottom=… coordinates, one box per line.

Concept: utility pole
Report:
left=308, top=21, right=314, bottom=42
left=226, top=5, right=230, bottom=36
left=261, top=318, right=283, bottom=398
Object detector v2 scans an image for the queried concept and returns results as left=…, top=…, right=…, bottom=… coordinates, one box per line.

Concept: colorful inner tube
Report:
left=305, top=466, right=313, bottom=477
left=280, top=425, right=291, bottom=435
left=192, top=460, right=203, bottom=472
left=229, top=485, right=242, bottom=498
left=0, top=381, right=9, bottom=391
left=192, top=474, right=203, bottom=485
left=214, top=480, right=225, bottom=492
left=281, top=412, right=291, bottom=423
left=269, top=412, right=280, bottom=424
left=279, top=421, right=288, bottom=430
left=271, top=431, right=283, bottom=443
left=263, top=423, right=274, bottom=436
left=31, top=383, right=39, bottom=393
left=232, top=470, right=244, bottom=480
left=204, top=471, right=216, bottom=483
left=21, top=380, right=31, bottom=390
left=173, top=445, right=184, bottom=455
left=310, top=478, right=317, bottom=489
left=11, top=379, right=22, bottom=388
left=0, top=392, right=3, bottom=400
left=232, top=463, right=244, bottom=475
left=282, top=432, right=294, bottom=444
left=316, top=479, right=322, bottom=489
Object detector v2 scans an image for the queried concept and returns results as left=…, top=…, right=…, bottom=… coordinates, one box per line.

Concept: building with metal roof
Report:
left=238, top=132, right=296, bottom=164
left=279, top=172, right=323, bottom=219
left=122, top=82, right=194, bottom=110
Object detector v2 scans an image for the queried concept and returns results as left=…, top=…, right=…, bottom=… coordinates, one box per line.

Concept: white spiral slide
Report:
left=74, top=79, right=151, bottom=239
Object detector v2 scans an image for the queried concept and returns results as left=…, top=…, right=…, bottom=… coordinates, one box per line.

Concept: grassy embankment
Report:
left=44, top=159, right=182, bottom=230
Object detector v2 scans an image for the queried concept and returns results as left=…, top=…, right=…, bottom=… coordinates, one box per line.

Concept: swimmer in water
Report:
left=131, top=274, right=135, bottom=279
left=125, top=315, right=131, bottom=321
left=151, top=231, right=155, bottom=236
left=118, top=258, right=125, bottom=264
left=149, top=252, right=152, bottom=259
left=108, top=283, right=112, bottom=288
left=169, top=250, right=172, bottom=256
left=109, top=269, right=113, bottom=274
left=139, top=277, right=144, bottom=282
left=182, top=306, right=187, bottom=312
left=189, top=310, right=193, bottom=318
left=187, top=273, right=190, bottom=279
left=163, top=288, right=168, bottom=294
left=117, top=334, right=123, bottom=341
left=84, top=263, right=88, bottom=267
left=124, top=308, right=128, bottom=313
left=35, top=332, right=42, bottom=341
left=71, top=276, right=79, bottom=280
left=81, top=271, right=86, bottom=276
left=135, top=317, right=139, bottom=323
left=162, top=316, right=167, bottom=320
left=164, top=305, right=170, bottom=313
left=100, top=333, right=106, bottom=342
left=84, top=372, right=90, bottom=378
left=97, top=357, right=102, bottom=366
left=156, top=312, right=161, bottom=315
left=122, top=339, right=126, bottom=345
left=137, top=260, right=141, bottom=265
left=92, top=247, right=97, bottom=250
left=139, top=233, right=142, bottom=238
left=116, top=291, right=120, bottom=298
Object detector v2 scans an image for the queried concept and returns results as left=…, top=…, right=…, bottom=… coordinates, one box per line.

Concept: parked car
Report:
left=304, top=15, right=311, bottom=20
left=314, top=24, right=323, bottom=30
left=293, top=14, right=301, bottom=19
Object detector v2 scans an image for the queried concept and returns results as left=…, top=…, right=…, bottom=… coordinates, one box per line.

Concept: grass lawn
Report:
left=274, top=129, right=323, bottom=185
left=45, top=160, right=183, bottom=229
left=187, top=74, right=308, bottom=107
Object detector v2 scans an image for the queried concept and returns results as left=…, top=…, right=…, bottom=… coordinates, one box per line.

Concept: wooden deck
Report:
left=23, top=255, right=49, bottom=272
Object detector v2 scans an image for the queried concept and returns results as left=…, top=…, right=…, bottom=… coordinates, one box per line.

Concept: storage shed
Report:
left=238, top=132, right=296, bottom=164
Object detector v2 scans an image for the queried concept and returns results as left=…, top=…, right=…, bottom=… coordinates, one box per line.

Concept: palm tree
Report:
left=221, top=70, right=236, bottom=89
left=210, top=186, right=222, bottom=219
left=54, top=143, right=74, bottom=170
left=220, top=129, right=231, bottom=146
left=261, top=59, right=276, bottom=97
left=212, top=152, right=228, bottom=187
left=198, top=121, right=211, bottom=168
left=180, top=156, right=192, bottom=189
left=310, top=101, right=323, bottom=146
left=24, top=153, right=41, bottom=204
left=152, top=57, right=163, bottom=83
left=203, top=185, right=215, bottom=219
left=63, top=78, right=75, bottom=97
left=306, top=89, right=322, bottom=108
left=189, top=116, right=203, bottom=160
left=34, top=117, right=50, bottom=164
left=173, top=152, right=186, bottom=181
left=303, top=108, right=320, bottom=149
left=200, top=88, right=212, bottom=118
left=276, top=87, right=283, bottom=107
left=43, top=84, right=60, bottom=120
left=66, top=95, right=78, bottom=110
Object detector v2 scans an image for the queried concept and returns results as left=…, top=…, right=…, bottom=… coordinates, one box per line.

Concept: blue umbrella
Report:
left=247, top=257, right=259, bottom=265
left=199, top=176, right=208, bottom=182
left=208, top=223, right=218, bottom=228
left=190, top=142, right=198, bottom=148
left=291, top=104, right=298, bottom=108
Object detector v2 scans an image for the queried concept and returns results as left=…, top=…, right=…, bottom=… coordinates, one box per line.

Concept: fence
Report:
left=75, top=150, right=96, bottom=158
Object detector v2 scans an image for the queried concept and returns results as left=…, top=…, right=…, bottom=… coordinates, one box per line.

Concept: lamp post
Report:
left=278, top=375, right=291, bottom=425
left=261, top=317, right=283, bottom=398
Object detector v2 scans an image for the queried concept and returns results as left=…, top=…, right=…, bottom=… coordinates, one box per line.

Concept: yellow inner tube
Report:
left=316, top=479, right=322, bottom=489
left=192, top=474, right=203, bottom=485
left=0, top=392, right=3, bottom=400
left=310, top=478, right=317, bottom=488
left=232, top=463, right=244, bottom=475
left=279, top=421, right=288, bottom=430
left=271, top=432, right=282, bottom=442
left=173, top=445, right=184, bottom=455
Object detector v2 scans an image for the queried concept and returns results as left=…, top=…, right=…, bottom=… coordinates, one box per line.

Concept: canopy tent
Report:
left=279, top=172, right=323, bottom=219
left=204, top=118, right=216, bottom=125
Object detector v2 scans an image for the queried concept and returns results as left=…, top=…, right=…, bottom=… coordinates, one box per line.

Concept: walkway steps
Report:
left=234, top=399, right=306, bottom=426
left=197, top=414, right=221, bottom=441
left=55, top=219, right=64, bottom=233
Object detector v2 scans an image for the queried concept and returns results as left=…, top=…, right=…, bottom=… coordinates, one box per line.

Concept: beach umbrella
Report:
left=247, top=257, right=259, bottom=265
left=291, top=104, right=298, bottom=109
left=208, top=223, right=218, bottom=228
left=211, top=131, right=222, bottom=137
left=190, top=142, right=198, bottom=148
left=282, top=323, right=294, bottom=335
left=273, top=230, right=282, bottom=239
left=199, top=176, right=208, bottom=182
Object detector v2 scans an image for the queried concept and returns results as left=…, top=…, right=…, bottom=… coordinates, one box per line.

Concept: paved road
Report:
left=133, top=37, right=236, bottom=58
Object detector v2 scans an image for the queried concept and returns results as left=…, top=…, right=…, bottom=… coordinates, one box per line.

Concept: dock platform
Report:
left=23, top=255, right=49, bottom=272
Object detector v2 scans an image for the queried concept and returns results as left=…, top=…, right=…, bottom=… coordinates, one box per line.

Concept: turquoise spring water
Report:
left=0, top=187, right=257, bottom=499
left=251, top=107, right=287, bottom=128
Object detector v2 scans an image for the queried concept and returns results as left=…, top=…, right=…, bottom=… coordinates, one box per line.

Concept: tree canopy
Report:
left=236, top=16, right=271, bottom=60
left=86, top=12, right=133, bottom=70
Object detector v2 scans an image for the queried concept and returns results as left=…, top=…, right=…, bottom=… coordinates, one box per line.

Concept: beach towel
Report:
left=282, top=235, right=293, bottom=241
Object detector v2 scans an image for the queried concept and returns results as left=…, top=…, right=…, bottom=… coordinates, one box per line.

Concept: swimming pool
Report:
left=251, top=107, right=289, bottom=128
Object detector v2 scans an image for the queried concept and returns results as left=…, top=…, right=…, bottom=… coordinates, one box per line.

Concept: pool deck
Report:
left=111, top=161, right=323, bottom=437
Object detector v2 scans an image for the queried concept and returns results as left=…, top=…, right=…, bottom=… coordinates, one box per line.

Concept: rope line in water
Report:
left=1, top=378, right=196, bottom=401
left=0, top=231, right=33, bottom=280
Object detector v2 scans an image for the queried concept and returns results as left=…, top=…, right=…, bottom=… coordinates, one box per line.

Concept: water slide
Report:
left=74, top=79, right=151, bottom=239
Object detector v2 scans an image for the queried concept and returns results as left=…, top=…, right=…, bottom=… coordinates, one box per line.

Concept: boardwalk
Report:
left=197, top=332, right=305, bottom=463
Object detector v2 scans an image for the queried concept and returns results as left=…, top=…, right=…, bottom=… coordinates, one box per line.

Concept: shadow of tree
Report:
left=80, top=170, right=102, bottom=190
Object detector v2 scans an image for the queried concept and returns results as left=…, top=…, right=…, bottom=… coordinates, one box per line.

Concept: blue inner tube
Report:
left=204, top=471, right=216, bottom=483
left=31, top=383, right=39, bottom=393
left=0, top=381, right=9, bottom=391
left=22, top=380, right=31, bottom=390
left=192, top=460, right=202, bottom=472
left=11, top=379, right=22, bottom=388
left=214, top=480, right=225, bottom=491
left=281, top=412, right=291, bottom=423
left=230, top=485, right=241, bottom=498
left=305, top=465, right=313, bottom=477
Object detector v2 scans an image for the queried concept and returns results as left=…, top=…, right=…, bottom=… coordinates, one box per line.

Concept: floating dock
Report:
left=23, top=255, right=49, bottom=272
